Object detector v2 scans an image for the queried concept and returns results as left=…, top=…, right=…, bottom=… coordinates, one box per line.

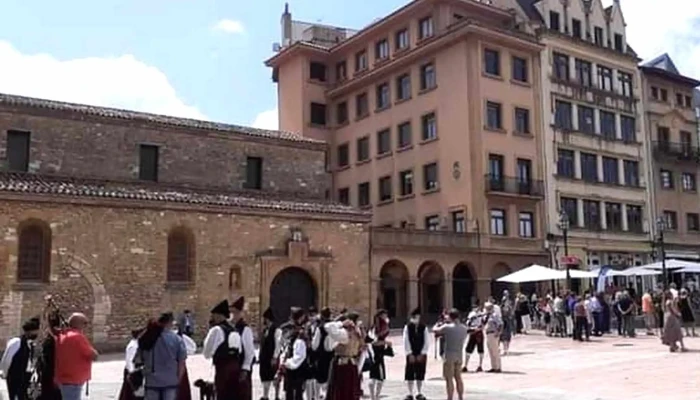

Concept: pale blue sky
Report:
left=0, top=0, right=697, bottom=129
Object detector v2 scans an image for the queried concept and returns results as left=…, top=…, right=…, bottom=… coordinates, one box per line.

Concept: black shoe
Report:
left=461, top=366, right=468, bottom=373
left=404, top=396, right=414, bottom=400
left=487, top=369, right=502, bottom=373
left=416, top=395, right=426, bottom=400
left=476, top=366, right=483, bottom=372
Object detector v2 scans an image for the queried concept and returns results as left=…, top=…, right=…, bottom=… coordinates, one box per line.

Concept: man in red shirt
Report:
left=54, top=313, right=99, bottom=400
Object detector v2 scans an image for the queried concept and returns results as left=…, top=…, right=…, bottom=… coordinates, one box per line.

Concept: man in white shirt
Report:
left=202, top=298, right=254, bottom=399
left=280, top=308, right=308, bottom=400
left=403, top=308, right=430, bottom=400
left=0, top=318, right=40, bottom=400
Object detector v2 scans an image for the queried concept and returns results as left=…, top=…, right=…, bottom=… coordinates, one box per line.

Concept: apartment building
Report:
left=266, top=0, right=548, bottom=321
left=509, top=0, right=651, bottom=283
left=641, top=54, right=700, bottom=261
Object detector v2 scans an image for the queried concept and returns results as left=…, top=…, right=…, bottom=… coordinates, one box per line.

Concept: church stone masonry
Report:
left=0, top=93, right=371, bottom=350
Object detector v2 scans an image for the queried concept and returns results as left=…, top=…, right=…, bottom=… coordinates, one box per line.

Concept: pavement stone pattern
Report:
left=3, top=330, right=699, bottom=400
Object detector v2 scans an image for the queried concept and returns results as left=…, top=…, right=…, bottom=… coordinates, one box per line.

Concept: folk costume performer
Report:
left=325, top=312, right=364, bottom=400
left=258, top=307, right=282, bottom=400
left=202, top=298, right=254, bottom=399
left=403, top=308, right=430, bottom=400
left=279, top=308, right=309, bottom=400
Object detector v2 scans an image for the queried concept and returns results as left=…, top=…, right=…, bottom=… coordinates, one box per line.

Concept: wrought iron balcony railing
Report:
left=484, top=175, right=545, bottom=197
left=652, top=141, right=700, bottom=162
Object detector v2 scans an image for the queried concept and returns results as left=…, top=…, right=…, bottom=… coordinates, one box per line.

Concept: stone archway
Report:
left=378, top=260, right=409, bottom=327
left=418, top=261, right=444, bottom=321
left=55, top=252, right=112, bottom=343
left=453, top=262, right=476, bottom=312
left=490, top=263, right=513, bottom=300
left=269, top=267, right=317, bottom=323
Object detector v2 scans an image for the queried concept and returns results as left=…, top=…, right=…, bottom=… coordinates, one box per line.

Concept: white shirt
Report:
left=324, top=321, right=349, bottom=345
left=282, top=338, right=307, bottom=370
left=671, top=288, right=679, bottom=299
left=181, top=334, right=197, bottom=355
left=124, top=339, right=145, bottom=397
left=124, top=339, right=139, bottom=372
left=311, top=324, right=335, bottom=352
left=202, top=324, right=255, bottom=371
left=0, top=337, right=20, bottom=378
left=402, top=323, right=430, bottom=356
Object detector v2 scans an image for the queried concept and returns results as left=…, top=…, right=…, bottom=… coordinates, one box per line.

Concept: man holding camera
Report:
left=432, top=309, right=468, bottom=400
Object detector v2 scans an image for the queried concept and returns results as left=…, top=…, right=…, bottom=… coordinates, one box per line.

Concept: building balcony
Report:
left=652, top=141, right=700, bottom=163
left=370, top=227, right=479, bottom=252
left=369, top=227, right=546, bottom=256
left=484, top=175, right=545, bottom=198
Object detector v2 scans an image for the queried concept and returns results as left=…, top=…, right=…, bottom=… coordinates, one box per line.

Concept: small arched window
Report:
left=17, top=220, right=52, bottom=283
left=167, top=227, right=195, bottom=282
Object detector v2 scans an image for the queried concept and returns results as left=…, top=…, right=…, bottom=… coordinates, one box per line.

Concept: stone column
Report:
left=600, top=200, right=608, bottom=230
left=445, top=273, right=453, bottom=309
left=408, top=277, right=419, bottom=313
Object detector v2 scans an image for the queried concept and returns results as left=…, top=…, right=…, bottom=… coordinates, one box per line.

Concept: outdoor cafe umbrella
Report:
left=496, top=264, right=563, bottom=283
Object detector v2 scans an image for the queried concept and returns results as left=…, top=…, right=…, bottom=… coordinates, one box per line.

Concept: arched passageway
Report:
left=378, top=260, right=409, bottom=327
left=453, top=262, right=475, bottom=312
left=418, top=261, right=444, bottom=322
left=490, top=263, right=513, bottom=300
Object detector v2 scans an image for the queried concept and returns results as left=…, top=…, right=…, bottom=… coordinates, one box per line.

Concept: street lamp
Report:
left=558, top=210, right=570, bottom=289
left=655, top=217, right=668, bottom=288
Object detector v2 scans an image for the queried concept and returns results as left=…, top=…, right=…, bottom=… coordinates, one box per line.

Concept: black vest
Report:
left=259, top=324, right=278, bottom=363
left=406, top=323, right=426, bottom=356
left=315, top=322, right=332, bottom=355
left=8, top=336, right=32, bottom=384
left=212, top=322, right=240, bottom=367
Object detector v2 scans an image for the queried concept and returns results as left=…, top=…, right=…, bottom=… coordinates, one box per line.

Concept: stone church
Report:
left=0, top=93, right=370, bottom=350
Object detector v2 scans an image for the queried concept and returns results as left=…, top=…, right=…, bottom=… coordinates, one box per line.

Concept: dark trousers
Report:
left=284, top=375, right=304, bottom=400
left=592, top=312, right=603, bottom=336
left=573, top=316, right=589, bottom=341
left=7, top=373, right=30, bottom=400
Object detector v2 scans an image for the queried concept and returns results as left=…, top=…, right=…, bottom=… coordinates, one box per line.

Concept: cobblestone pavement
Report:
left=3, top=330, right=699, bottom=400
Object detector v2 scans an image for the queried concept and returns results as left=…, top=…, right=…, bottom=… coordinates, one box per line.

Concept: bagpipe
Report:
left=27, top=295, right=69, bottom=400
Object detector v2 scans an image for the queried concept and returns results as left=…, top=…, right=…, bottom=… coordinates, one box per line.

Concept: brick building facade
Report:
left=0, top=94, right=370, bottom=350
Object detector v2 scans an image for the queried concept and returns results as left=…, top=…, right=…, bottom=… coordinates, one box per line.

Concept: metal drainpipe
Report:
left=368, top=225, right=373, bottom=325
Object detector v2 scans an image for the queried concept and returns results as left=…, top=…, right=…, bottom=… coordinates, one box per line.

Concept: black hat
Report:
left=211, top=300, right=230, bottom=318
left=339, top=308, right=348, bottom=315
left=308, top=306, right=318, bottom=314
left=320, top=307, right=332, bottom=319
left=231, top=296, right=245, bottom=311
left=346, top=311, right=359, bottom=323
left=291, top=307, right=306, bottom=321
left=263, top=307, right=274, bottom=321
left=375, top=309, right=388, bottom=318
left=22, top=318, right=40, bottom=332
left=410, top=307, right=421, bottom=317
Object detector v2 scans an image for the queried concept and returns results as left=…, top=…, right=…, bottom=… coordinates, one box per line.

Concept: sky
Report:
left=0, top=0, right=699, bottom=131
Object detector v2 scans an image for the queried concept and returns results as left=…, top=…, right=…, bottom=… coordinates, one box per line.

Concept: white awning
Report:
left=496, top=264, right=563, bottom=283
left=617, top=266, right=662, bottom=276
left=568, top=269, right=598, bottom=278
left=640, top=259, right=700, bottom=271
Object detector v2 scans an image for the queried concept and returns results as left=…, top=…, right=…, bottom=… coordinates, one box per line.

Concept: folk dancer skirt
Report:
left=327, top=356, right=361, bottom=400
left=118, top=369, right=143, bottom=400
left=214, top=360, right=250, bottom=400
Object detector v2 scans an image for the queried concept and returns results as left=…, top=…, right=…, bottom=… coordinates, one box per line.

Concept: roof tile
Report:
left=0, top=172, right=370, bottom=219
left=0, top=93, right=324, bottom=146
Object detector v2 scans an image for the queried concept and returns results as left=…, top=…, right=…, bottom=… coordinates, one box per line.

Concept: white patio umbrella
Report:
left=568, top=269, right=598, bottom=279
left=496, top=264, right=563, bottom=283
left=641, top=259, right=700, bottom=271
left=618, top=266, right=662, bottom=276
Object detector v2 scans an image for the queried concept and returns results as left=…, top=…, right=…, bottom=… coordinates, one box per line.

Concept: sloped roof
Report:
left=640, top=53, right=700, bottom=87
left=0, top=172, right=371, bottom=220
left=0, top=93, right=322, bottom=146
left=516, top=0, right=544, bottom=22
left=642, top=53, right=680, bottom=75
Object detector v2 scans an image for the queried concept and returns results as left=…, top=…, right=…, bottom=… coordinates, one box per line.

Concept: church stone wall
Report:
left=0, top=199, right=369, bottom=351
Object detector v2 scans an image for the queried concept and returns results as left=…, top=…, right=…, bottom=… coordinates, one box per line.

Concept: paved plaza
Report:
left=3, top=331, right=699, bottom=400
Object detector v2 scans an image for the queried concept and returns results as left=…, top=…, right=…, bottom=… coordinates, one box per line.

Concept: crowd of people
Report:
left=1, top=282, right=698, bottom=400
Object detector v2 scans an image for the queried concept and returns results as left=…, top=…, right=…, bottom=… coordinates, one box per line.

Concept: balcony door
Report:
left=488, top=154, right=504, bottom=190
left=516, top=158, right=532, bottom=194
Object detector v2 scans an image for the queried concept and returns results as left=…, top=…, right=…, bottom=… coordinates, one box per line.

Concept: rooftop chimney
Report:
left=281, top=3, right=292, bottom=46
